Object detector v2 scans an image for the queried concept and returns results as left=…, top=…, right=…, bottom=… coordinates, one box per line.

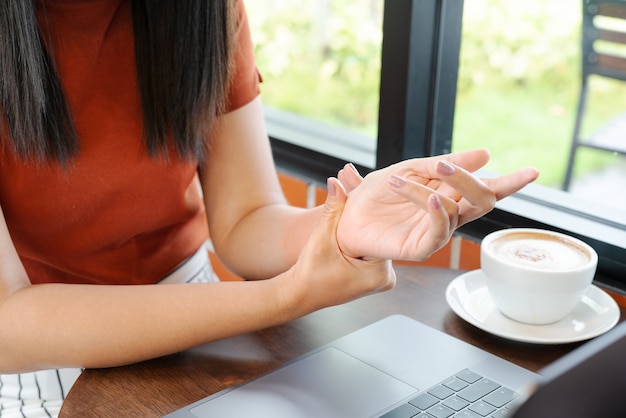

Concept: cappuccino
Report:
left=481, top=228, right=598, bottom=324
left=489, top=231, right=590, bottom=271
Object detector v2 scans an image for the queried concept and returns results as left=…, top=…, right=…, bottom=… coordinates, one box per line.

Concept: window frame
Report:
left=266, top=0, right=626, bottom=291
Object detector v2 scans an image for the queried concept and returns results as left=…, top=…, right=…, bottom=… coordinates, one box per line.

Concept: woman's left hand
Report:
left=336, top=149, right=539, bottom=261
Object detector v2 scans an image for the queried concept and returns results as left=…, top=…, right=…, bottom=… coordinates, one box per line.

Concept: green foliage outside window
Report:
left=248, top=0, right=382, bottom=136
left=248, top=0, right=626, bottom=188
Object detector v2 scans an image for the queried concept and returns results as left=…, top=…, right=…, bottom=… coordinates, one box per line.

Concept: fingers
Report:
left=482, top=167, right=540, bottom=200
left=388, top=175, right=458, bottom=255
left=396, top=148, right=491, bottom=180
left=444, top=148, right=491, bottom=173
left=436, top=160, right=496, bottom=212
left=413, top=150, right=538, bottom=203
left=387, top=175, right=435, bottom=211
left=423, top=193, right=455, bottom=253
left=337, top=163, right=363, bottom=193
left=436, top=162, right=539, bottom=227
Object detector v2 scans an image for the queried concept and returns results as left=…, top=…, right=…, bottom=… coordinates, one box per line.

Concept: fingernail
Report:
left=327, top=178, right=336, bottom=197
left=388, top=175, right=406, bottom=188
left=437, top=160, right=455, bottom=176
left=430, top=193, right=442, bottom=209
left=348, top=163, right=359, bottom=174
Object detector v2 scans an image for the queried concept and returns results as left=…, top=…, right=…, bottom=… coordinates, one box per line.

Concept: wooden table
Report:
left=60, top=266, right=626, bottom=417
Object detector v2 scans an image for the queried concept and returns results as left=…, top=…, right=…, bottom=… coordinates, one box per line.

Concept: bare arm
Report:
left=201, top=96, right=324, bottom=279
left=0, top=99, right=373, bottom=373
left=0, top=272, right=287, bottom=372
left=0, top=176, right=394, bottom=373
left=0, top=202, right=290, bottom=371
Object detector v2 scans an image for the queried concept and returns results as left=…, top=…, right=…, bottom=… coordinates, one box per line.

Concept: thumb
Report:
left=337, top=163, right=364, bottom=193
left=321, top=177, right=360, bottom=260
left=314, top=177, right=348, bottom=252
left=299, top=176, right=347, bottom=260
left=322, top=177, right=347, bottom=224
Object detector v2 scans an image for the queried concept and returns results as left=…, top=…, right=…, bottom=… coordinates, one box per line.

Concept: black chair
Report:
left=563, top=0, right=626, bottom=191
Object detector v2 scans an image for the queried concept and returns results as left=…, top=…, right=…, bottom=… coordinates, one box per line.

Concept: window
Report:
left=249, top=0, right=463, bottom=181
left=453, top=0, right=626, bottom=212
left=247, top=0, right=383, bottom=169
left=249, top=0, right=626, bottom=289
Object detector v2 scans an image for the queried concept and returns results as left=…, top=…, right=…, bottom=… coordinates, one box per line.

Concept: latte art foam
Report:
left=490, top=233, right=589, bottom=270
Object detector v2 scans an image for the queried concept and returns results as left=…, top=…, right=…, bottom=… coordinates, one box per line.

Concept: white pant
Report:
left=0, top=246, right=217, bottom=418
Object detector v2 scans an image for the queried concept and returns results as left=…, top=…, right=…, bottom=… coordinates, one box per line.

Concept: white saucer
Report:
left=445, top=270, right=620, bottom=344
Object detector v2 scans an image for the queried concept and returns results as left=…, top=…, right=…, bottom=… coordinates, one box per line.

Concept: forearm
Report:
left=200, top=97, right=328, bottom=279
left=0, top=173, right=399, bottom=374
left=0, top=276, right=298, bottom=373
left=212, top=204, right=324, bottom=280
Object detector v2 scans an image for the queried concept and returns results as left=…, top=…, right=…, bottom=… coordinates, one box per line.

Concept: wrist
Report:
left=270, top=267, right=309, bottom=324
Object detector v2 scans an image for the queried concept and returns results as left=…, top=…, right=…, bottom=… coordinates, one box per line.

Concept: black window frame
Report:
left=266, top=0, right=626, bottom=292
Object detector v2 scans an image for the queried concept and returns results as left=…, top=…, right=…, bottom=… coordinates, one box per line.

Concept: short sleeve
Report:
left=227, top=0, right=262, bottom=111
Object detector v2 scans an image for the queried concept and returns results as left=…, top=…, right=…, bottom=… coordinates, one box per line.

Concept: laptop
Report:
left=165, top=314, right=626, bottom=418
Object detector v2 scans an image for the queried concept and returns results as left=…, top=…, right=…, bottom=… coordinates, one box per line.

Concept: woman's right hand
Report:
left=275, top=177, right=396, bottom=318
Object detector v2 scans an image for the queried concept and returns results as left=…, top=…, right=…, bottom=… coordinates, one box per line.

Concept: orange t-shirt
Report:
left=0, top=0, right=260, bottom=285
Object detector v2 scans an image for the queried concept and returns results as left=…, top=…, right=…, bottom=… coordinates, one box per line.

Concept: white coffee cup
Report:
left=480, top=228, right=598, bottom=325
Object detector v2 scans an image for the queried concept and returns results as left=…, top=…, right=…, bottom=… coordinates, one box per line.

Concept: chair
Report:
left=563, top=0, right=626, bottom=191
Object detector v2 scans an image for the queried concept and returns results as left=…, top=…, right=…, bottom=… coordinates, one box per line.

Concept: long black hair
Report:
left=0, top=0, right=235, bottom=164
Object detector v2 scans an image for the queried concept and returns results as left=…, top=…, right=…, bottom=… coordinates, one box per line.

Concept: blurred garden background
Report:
left=248, top=0, right=626, bottom=209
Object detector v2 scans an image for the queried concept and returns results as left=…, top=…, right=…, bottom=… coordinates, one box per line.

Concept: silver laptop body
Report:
left=166, top=314, right=545, bottom=417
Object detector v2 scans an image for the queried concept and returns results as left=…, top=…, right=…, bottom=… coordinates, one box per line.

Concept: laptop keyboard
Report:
left=379, top=368, right=520, bottom=418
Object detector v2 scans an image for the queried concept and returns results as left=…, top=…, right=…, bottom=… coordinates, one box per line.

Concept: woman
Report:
left=0, top=0, right=538, bottom=416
